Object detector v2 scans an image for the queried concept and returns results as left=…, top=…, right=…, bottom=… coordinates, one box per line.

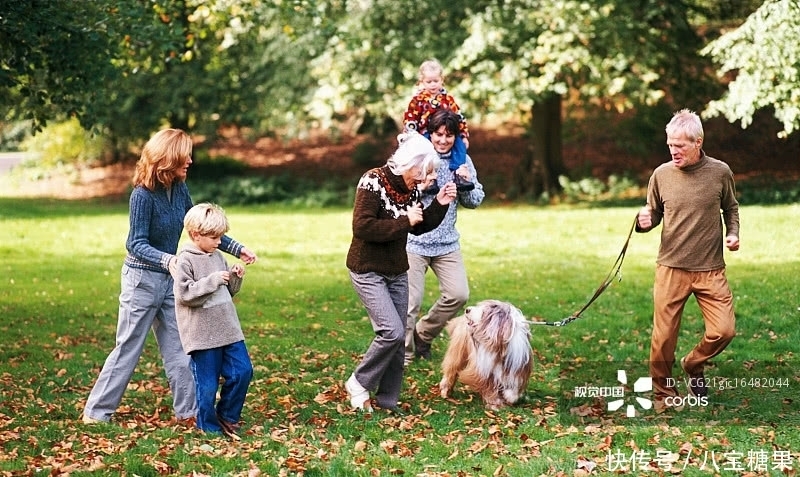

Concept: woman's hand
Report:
left=436, top=182, right=458, bottom=205
left=168, top=257, right=178, bottom=277
left=239, top=247, right=258, bottom=264
left=408, top=202, right=423, bottom=226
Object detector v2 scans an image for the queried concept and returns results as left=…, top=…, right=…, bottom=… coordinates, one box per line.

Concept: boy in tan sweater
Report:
left=174, top=203, right=253, bottom=437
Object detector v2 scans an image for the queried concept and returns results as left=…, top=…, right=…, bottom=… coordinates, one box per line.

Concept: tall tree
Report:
left=0, top=0, right=125, bottom=131
left=701, top=0, right=800, bottom=138
left=458, top=1, right=711, bottom=197
left=308, top=0, right=711, bottom=198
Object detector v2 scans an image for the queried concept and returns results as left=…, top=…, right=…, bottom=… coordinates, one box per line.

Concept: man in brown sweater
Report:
left=636, top=109, right=740, bottom=410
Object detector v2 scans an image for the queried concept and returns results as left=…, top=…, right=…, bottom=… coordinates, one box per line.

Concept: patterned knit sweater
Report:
left=346, top=165, right=449, bottom=275
left=173, top=243, right=245, bottom=354
left=638, top=152, right=739, bottom=271
left=403, top=87, right=469, bottom=138
left=124, top=183, right=243, bottom=273
left=407, top=150, right=484, bottom=257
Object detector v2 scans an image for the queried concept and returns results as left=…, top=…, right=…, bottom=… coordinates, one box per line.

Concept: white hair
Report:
left=387, top=132, right=441, bottom=180
left=666, top=108, right=704, bottom=142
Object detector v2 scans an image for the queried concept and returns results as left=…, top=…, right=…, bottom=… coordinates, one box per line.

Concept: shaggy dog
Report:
left=439, top=300, right=533, bottom=410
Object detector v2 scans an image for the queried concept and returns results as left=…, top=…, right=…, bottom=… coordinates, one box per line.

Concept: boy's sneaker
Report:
left=680, top=356, right=708, bottom=397
left=345, top=374, right=373, bottom=412
left=453, top=171, right=474, bottom=192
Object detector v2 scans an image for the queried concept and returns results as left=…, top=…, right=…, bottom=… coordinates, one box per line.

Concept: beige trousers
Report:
left=650, top=265, right=736, bottom=397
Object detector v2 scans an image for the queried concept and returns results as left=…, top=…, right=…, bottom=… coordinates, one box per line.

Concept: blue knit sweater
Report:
left=406, top=151, right=484, bottom=257
left=124, top=183, right=243, bottom=273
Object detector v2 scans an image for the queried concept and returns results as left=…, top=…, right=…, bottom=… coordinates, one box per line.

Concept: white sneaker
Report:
left=81, top=414, right=105, bottom=424
left=345, top=374, right=372, bottom=411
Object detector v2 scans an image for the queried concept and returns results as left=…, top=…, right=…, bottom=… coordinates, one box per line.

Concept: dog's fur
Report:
left=439, top=300, right=533, bottom=410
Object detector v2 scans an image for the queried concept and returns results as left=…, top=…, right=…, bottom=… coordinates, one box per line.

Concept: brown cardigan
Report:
left=346, top=166, right=448, bottom=275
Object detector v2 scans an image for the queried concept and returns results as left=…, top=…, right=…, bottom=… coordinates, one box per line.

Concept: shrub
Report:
left=558, top=174, right=643, bottom=203
left=19, top=118, right=107, bottom=168
left=351, top=139, right=386, bottom=168
left=189, top=173, right=351, bottom=207
left=190, top=152, right=249, bottom=180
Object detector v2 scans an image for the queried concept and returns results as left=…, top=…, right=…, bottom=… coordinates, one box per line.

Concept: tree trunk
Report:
left=517, top=94, right=566, bottom=198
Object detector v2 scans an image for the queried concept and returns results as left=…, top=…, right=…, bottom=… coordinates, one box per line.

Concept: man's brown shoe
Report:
left=681, top=356, right=708, bottom=397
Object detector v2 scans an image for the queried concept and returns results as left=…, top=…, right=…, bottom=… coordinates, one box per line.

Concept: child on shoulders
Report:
left=403, top=58, right=473, bottom=192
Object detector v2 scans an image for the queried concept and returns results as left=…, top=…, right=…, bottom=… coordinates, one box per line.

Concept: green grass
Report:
left=1, top=198, right=799, bottom=476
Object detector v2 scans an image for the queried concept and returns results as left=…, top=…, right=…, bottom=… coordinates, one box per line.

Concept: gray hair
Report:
left=666, top=108, right=704, bottom=142
left=387, top=132, right=441, bottom=181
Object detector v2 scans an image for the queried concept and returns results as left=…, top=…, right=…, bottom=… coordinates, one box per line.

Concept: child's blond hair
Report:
left=417, top=59, right=444, bottom=83
left=184, top=203, right=230, bottom=237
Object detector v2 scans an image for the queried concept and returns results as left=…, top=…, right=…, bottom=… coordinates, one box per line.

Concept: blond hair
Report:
left=666, top=109, right=704, bottom=142
left=132, top=128, right=193, bottom=190
left=417, top=59, right=444, bottom=83
left=184, top=203, right=230, bottom=237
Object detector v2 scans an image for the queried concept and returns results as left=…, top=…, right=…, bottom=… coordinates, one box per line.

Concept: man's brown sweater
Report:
left=638, top=153, right=740, bottom=271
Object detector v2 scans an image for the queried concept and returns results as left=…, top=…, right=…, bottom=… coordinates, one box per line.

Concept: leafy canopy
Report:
left=701, top=0, right=800, bottom=138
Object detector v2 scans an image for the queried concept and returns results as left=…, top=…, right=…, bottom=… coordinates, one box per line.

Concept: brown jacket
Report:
left=346, top=166, right=448, bottom=275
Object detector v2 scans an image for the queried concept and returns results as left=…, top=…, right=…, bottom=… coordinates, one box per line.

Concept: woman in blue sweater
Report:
left=404, top=109, right=485, bottom=365
left=82, top=129, right=257, bottom=425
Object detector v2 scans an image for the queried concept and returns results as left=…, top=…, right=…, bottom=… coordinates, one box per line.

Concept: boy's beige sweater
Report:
left=173, top=243, right=245, bottom=354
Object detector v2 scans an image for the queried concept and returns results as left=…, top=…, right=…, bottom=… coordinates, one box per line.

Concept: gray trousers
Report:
left=404, top=251, right=470, bottom=360
left=83, top=265, right=196, bottom=421
left=349, top=270, right=408, bottom=409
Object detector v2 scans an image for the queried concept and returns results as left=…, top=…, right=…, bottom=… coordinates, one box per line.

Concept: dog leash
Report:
left=528, top=215, right=638, bottom=327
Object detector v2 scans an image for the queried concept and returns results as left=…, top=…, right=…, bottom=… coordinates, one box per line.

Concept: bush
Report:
left=736, top=176, right=800, bottom=205
left=558, top=174, right=643, bottom=204
left=0, top=121, right=31, bottom=151
left=190, top=152, right=249, bottom=180
left=351, top=139, right=387, bottom=168
left=19, top=118, right=107, bottom=168
left=189, top=173, right=351, bottom=207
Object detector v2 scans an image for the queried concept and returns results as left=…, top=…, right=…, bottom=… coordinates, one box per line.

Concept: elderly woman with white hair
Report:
left=344, top=132, right=458, bottom=414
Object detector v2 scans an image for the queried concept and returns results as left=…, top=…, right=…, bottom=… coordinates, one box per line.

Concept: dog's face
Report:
left=464, top=299, right=526, bottom=350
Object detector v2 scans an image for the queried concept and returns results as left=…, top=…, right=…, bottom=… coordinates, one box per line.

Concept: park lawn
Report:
left=1, top=198, right=799, bottom=476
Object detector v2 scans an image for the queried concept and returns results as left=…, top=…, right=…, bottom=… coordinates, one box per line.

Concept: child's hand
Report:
left=231, top=264, right=245, bottom=277
left=455, top=164, right=472, bottom=181
left=218, top=270, right=231, bottom=284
